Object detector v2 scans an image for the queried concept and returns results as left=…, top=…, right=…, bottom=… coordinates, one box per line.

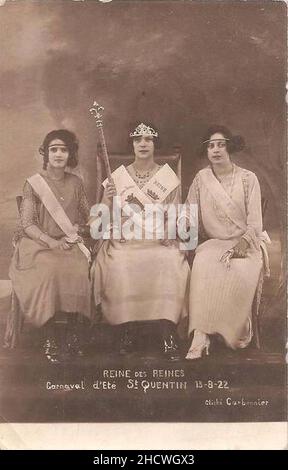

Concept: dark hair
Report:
left=128, top=121, right=161, bottom=150
left=199, top=125, right=245, bottom=157
left=39, top=129, right=79, bottom=170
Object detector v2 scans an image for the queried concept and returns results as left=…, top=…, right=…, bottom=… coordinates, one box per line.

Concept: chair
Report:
left=252, top=196, right=268, bottom=349
left=3, top=196, right=23, bottom=348
left=16, top=195, right=23, bottom=213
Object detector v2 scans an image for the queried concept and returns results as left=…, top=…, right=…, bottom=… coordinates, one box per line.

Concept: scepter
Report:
left=89, top=101, right=113, bottom=183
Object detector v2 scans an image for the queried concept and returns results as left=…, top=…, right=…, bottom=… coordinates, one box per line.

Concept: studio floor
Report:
left=0, top=323, right=286, bottom=424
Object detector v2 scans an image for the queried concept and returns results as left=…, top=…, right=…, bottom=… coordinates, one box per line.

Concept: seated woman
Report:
left=4, top=129, right=91, bottom=362
left=91, top=122, right=190, bottom=360
left=180, top=125, right=270, bottom=359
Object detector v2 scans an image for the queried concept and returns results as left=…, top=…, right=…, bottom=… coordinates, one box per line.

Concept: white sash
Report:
left=201, top=167, right=247, bottom=231
left=201, top=168, right=271, bottom=276
left=28, top=174, right=90, bottom=262
left=103, top=164, right=180, bottom=207
left=103, top=164, right=180, bottom=234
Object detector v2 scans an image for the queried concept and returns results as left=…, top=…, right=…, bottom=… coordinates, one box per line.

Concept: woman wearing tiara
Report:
left=91, top=122, right=190, bottom=360
left=179, top=125, right=270, bottom=360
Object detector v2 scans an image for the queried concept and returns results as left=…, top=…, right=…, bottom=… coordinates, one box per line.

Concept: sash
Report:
left=28, top=174, right=91, bottom=262
left=103, top=164, right=180, bottom=206
left=201, top=168, right=271, bottom=276
left=103, top=164, right=180, bottom=235
left=200, top=167, right=247, bottom=231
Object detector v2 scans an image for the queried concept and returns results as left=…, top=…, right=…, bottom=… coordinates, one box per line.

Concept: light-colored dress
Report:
left=8, top=171, right=91, bottom=329
left=185, top=165, right=269, bottom=349
left=92, top=164, right=190, bottom=325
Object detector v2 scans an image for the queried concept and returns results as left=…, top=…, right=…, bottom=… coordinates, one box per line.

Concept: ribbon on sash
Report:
left=28, top=174, right=91, bottom=262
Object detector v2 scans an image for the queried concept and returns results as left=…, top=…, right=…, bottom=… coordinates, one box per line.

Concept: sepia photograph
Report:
left=0, top=0, right=286, bottom=450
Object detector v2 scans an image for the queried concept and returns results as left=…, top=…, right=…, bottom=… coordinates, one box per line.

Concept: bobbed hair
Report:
left=199, top=125, right=245, bottom=157
left=39, top=129, right=79, bottom=170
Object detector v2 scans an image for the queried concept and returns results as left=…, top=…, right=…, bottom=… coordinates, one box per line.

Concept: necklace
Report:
left=229, top=164, right=236, bottom=197
left=46, top=174, right=66, bottom=202
left=133, top=164, right=156, bottom=179
left=131, top=164, right=158, bottom=188
left=134, top=169, right=151, bottom=179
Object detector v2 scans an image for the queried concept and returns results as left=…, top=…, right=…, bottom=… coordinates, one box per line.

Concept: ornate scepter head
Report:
left=89, top=101, right=104, bottom=128
left=89, top=100, right=112, bottom=181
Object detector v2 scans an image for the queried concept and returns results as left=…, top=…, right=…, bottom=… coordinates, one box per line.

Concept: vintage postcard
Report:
left=0, top=0, right=286, bottom=450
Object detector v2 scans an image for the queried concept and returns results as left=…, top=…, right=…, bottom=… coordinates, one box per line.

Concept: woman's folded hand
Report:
left=48, top=237, right=72, bottom=250
left=232, top=238, right=249, bottom=258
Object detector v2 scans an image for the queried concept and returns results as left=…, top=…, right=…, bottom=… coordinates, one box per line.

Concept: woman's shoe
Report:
left=43, top=338, right=60, bottom=363
left=119, top=325, right=135, bottom=355
left=67, top=332, right=84, bottom=357
left=162, top=335, right=181, bottom=361
left=161, top=320, right=181, bottom=361
left=65, top=314, right=85, bottom=358
left=185, top=332, right=210, bottom=360
left=185, top=341, right=210, bottom=360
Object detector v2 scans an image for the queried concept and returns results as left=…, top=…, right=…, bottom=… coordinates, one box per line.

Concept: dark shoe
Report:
left=161, top=320, right=181, bottom=361
left=119, top=326, right=135, bottom=355
left=66, top=332, right=84, bottom=357
left=162, top=334, right=181, bottom=361
left=43, top=338, right=60, bottom=363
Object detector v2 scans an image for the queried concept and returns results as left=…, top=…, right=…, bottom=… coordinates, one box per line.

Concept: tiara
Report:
left=202, top=138, right=230, bottom=144
left=130, top=123, right=158, bottom=138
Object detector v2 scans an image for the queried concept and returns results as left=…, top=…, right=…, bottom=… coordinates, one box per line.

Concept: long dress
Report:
left=8, top=171, right=91, bottom=330
left=184, top=165, right=270, bottom=349
left=92, top=164, right=190, bottom=325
